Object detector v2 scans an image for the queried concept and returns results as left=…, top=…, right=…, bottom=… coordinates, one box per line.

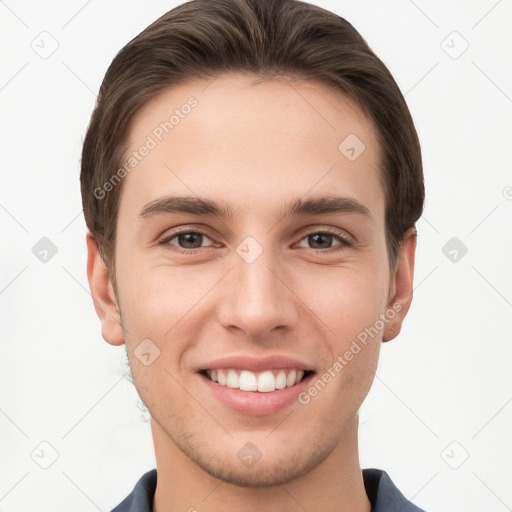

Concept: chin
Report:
left=196, top=455, right=316, bottom=488
left=175, top=432, right=331, bottom=489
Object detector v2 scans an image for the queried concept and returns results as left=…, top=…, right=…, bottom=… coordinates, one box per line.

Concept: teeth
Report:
left=205, top=368, right=307, bottom=392
left=286, top=369, right=296, bottom=387
left=239, top=370, right=258, bottom=391
left=226, top=369, right=239, bottom=389
left=275, top=371, right=287, bottom=390
left=257, top=370, right=275, bottom=392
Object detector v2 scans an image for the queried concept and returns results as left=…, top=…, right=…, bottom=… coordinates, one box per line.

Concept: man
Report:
left=81, top=0, right=426, bottom=510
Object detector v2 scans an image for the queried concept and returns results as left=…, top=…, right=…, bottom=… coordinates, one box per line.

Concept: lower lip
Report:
left=198, top=371, right=315, bottom=416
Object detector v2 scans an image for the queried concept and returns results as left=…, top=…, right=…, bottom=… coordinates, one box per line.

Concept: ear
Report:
left=86, top=231, right=125, bottom=346
left=382, top=227, right=417, bottom=342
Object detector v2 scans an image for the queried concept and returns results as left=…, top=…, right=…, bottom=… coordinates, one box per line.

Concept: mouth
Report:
left=196, top=354, right=317, bottom=415
left=199, top=368, right=315, bottom=393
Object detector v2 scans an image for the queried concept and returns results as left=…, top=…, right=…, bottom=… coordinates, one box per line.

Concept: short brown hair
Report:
left=80, top=0, right=424, bottom=279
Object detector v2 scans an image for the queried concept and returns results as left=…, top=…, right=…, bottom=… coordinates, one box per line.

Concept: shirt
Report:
left=111, top=468, right=426, bottom=511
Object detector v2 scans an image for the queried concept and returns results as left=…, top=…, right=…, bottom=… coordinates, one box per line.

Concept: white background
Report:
left=1, top=0, right=511, bottom=510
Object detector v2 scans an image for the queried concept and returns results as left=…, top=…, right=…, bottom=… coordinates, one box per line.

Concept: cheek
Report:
left=117, top=258, right=204, bottom=328
left=298, top=261, right=389, bottom=341
left=116, top=261, right=219, bottom=378
left=117, top=265, right=206, bottom=412
left=292, top=262, right=386, bottom=406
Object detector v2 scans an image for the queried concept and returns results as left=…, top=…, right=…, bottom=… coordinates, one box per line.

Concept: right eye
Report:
left=160, top=229, right=217, bottom=252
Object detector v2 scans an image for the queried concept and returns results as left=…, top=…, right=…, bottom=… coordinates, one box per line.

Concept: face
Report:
left=87, top=73, right=415, bottom=487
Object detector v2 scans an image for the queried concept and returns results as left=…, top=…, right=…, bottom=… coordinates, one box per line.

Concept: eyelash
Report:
left=158, top=226, right=353, bottom=255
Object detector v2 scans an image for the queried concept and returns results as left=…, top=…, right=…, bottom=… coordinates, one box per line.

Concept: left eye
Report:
left=165, top=231, right=213, bottom=249
left=296, top=232, right=349, bottom=250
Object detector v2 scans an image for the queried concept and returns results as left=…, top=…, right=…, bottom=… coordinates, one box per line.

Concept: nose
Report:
left=217, top=245, right=299, bottom=341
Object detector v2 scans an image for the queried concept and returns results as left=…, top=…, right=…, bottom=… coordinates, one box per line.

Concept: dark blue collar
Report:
left=111, top=468, right=426, bottom=511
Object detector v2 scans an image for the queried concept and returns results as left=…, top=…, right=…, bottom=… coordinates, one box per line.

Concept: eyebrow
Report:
left=138, top=195, right=372, bottom=221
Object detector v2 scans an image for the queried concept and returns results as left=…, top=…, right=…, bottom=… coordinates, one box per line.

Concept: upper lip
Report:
left=198, top=355, right=315, bottom=373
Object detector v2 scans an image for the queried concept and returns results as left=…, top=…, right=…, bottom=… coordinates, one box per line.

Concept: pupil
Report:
left=309, top=233, right=331, bottom=249
left=179, top=233, right=202, bottom=248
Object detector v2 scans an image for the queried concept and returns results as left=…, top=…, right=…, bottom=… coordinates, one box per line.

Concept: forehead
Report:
left=119, top=73, right=384, bottom=223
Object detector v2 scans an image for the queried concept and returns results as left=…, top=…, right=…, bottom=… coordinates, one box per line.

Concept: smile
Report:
left=202, top=368, right=312, bottom=392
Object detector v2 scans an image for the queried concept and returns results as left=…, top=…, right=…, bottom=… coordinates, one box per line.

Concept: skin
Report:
left=86, top=73, right=416, bottom=512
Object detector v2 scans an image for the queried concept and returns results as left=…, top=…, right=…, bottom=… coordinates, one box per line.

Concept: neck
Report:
left=151, top=414, right=371, bottom=512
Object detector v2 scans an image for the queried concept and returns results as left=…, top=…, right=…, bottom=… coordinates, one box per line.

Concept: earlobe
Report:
left=86, top=231, right=125, bottom=346
left=382, top=227, right=417, bottom=342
